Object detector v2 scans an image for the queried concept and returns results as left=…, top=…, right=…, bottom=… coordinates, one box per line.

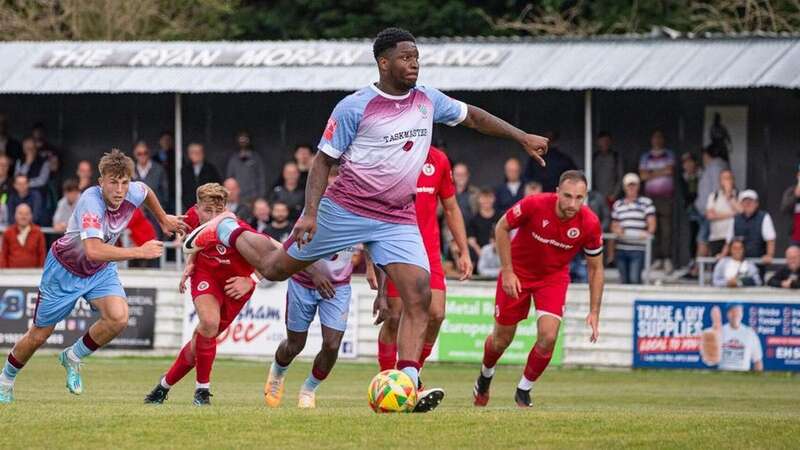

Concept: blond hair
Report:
left=196, top=182, right=228, bottom=207
left=98, top=149, right=134, bottom=180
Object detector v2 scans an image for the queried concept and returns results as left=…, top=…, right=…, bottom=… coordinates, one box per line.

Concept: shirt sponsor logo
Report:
left=531, top=231, right=574, bottom=250
left=323, top=117, right=337, bottom=140
left=81, top=212, right=102, bottom=230
left=383, top=128, right=428, bottom=144
left=417, top=187, right=436, bottom=194
left=422, top=163, right=435, bottom=176
left=567, top=227, right=580, bottom=239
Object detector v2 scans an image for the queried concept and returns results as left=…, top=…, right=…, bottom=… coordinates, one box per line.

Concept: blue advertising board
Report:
left=633, top=300, right=800, bottom=371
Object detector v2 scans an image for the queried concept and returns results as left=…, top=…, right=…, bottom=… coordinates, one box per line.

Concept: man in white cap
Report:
left=724, top=189, right=776, bottom=268
left=610, top=173, right=656, bottom=284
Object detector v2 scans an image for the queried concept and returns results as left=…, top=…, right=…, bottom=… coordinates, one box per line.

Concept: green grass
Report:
left=0, top=356, right=798, bottom=449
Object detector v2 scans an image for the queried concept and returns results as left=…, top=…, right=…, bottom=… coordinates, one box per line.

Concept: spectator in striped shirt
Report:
left=611, top=173, right=656, bottom=284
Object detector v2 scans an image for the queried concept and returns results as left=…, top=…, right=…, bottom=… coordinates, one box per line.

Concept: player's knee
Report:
left=535, top=332, right=558, bottom=353
left=321, top=338, right=341, bottom=355
left=106, top=312, right=129, bottom=334
left=428, top=308, right=446, bottom=328
left=384, top=313, right=401, bottom=334
left=197, top=319, right=220, bottom=338
left=284, top=337, right=306, bottom=357
left=27, top=327, right=52, bottom=347
left=493, top=333, right=514, bottom=351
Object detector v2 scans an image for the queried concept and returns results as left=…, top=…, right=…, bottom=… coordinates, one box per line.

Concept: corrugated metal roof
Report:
left=0, top=38, right=797, bottom=93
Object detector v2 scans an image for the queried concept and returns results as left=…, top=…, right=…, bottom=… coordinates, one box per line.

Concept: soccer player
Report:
left=375, top=145, right=472, bottom=378
left=184, top=27, right=549, bottom=412
left=0, top=150, right=184, bottom=404
left=473, top=170, right=605, bottom=408
left=144, top=183, right=261, bottom=406
left=264, top=243, right=360, bottom=409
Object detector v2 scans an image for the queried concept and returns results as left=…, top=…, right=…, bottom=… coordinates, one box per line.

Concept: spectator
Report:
left=133, top=141, right=168, bottom=204
left=587, top=190, right=611, bottom=232
left=592, top=131, right=623, bottom=204
left=0, top=155, right=10, bottom=227
left=705, top=169, right=739, bottom=257
left=523, top=130, right=577, bottom=192
left=524, top=181, right=543, bottom=197
left=767, top=246, right=800, bottom=289
left=52, top=178, right=80, bottom=233
left=494, top=158, right=524, bottom=214
left=780, top=164, right=800, bottom=246
left=250, top=198, right=271, bottom=233
left=712, top=239, right=761, bottom=287
left=275, top=144, right=314, bottom=189
left=223, top=177, right=253, bottom=223
left=0, top=113, right=22, bottom=167
left=15, top=137, right=50, bottom=191
left=76, top=159, right=94, bottom=191
left=181, top=142, right=221, bottom=211
left=453, top=162, right=478, bottom=224
left=7, top=174, right=44, bottom=225
left=693, top=145, right=729, bottom=263
left=264, top=201, right=293, bottom=243
left=0, top=203, right=46, bottom=268
left=681, top=152, right=702, bottom=261
left=153, top=131, right=176, bottom=210
left=478, top=233, right=501, bottom=277
left=725, top=190, right=776, bottom=266
left=638, top=129, right=676, bottom=273
left=467, top=188, right=501, bottom=265
left=270, top=161, right=305, bottom=221
left=31, top=122, right=59, bottom=160
left=611, top=173, right=656, bottom=284
left=226, top=131, right=266, bottom=204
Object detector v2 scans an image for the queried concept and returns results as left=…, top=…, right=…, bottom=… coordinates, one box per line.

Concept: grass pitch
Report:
left=0, top=356, right=797, bottom=449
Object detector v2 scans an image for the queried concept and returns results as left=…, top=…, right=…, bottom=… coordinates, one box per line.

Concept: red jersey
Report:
left=506, top=193, right=603, bottom=281
left=415, top=146, right=456, bottom=258
left=185, top=205, right=255, bottom=279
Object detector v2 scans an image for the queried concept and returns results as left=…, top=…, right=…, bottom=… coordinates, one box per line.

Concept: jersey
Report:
left=319, top=84, right=467, bottom=225
left=719, top=323, right=763, bottom=371
left=50, top=181, right=148, bottom=277
left=291, top=247, right=356, bottom=289
left=415, top=146, right=456, bottom=259
left=506, top=193, right=603, bottom=282
left=185, top=205, right=255, bottom=280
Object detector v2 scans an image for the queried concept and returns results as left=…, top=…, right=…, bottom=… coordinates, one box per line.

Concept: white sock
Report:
left=66, top=348, right=81, bottom=363
left=0, top=372, right=13, bottom=385
left=196, top=382, right=210, bottom=390
left=160, top=377, right=172, bottom=389
left=517, top=376, right=534, bottom=391
left=481, top=364, right=495, bottom=378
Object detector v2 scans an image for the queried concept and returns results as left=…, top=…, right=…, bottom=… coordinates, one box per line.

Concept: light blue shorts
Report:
left=287, top=197, right=430, bottom=272
left=286, top=278, right=351, bottom=333
left=34, top=252, right=126, bottom=327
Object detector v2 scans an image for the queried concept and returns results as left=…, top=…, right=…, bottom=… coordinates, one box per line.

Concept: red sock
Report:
left=523, top=346, right=553, bottom=382
left=194, top=335, right=217, bottom=385
left=377, top=341, right=397, bottom=371
left=165, top=341, right=195, bottom=386
left=482, top=335, right=504, bottom=368
left=312, top=365, right=329, bottom=381
left=418, top=342, right=434, bottom=367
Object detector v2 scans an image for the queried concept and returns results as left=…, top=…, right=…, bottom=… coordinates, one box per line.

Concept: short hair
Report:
left=159, top=130, right=173, bottom=138
left=525, top=181, right=543, bottom=191
left=373, top=27, right=416, bottom=60
left=98, top=149, right=135, bottom=180
left=597, top=131, right=611, bottom=139
left=196, top=182, right=228, bottom=207
left=271, top=201, right=289, bottom=210
left=479, top=187, right=495, bottom=196
left=294, top=143, right=315, bottom=153
left=62, top=177, right=80, bottom=192
left=559, top=170, right=588, bottom=186
left=187, top=142, right=204, bottom=150
left=14, top=173, right=28, bottom=183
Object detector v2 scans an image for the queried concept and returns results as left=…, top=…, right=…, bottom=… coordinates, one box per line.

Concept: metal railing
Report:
left=695, top=256, right=786, bottom=286
left=602, top=232, right=654, bottom=284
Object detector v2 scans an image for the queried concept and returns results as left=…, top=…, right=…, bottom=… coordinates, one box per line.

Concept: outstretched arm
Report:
left=460, top=105, right=549, bottom=166
left=142, top=186, right=186, bottom=237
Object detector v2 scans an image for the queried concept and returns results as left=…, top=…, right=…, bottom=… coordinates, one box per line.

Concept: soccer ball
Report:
left=367, top=369, right=417, bottom=413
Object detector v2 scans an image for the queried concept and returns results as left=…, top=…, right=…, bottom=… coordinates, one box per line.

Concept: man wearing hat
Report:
left=724, top=189, right=776, bottom=277
left=610, top=173, right=656, bottom=284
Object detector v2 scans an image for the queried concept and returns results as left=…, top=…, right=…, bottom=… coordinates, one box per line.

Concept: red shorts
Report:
left=191, top=270, right=254, bottom=333
left=386, top=256, right=446, bottom=298
left=494, top=272, right=568, bottom=325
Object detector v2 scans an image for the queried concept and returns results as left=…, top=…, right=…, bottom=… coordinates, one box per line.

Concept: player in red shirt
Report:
left=375, top=146, right=472, bottom=378
left=473, top=170, right=605, bottom=407
left=144, top=183, right=262, bottom=406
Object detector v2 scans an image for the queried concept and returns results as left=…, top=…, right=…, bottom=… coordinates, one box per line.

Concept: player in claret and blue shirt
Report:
left=0, top=150, right=184, bottom=404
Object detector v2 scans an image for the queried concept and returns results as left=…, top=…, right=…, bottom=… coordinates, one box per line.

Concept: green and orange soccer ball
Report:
left=367, top=370, right=417, bottom=413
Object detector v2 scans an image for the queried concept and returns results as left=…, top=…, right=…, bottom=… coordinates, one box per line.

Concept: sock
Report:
left=377, top=341, right=397, bottom=372
left=397, top=360, right=420, bottom=387
left=418, top=342, right=434, bottom=368
left=217, top=218, right=240, bottom=246
left=481, top=364, right=496, bottom=378
left=517, top=376, right=534, bottom=391
left=196, top=382, right=210, bottom=390
left=67, top=333, right=99, bottom=362
left=270, top=360, right=289, bottom=378
left=160, top=376, right=172, bottom=389
left=194, top=335, right=217, bottom=385
left=482, top=335, right=504, bottom=369
left=164, top=341, right=195, bottom=386
left=523, top=346, right=553, bottom=384
left=0, top=353, right=24, bottom=384
left=302, top=366, right=329, bottom=392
